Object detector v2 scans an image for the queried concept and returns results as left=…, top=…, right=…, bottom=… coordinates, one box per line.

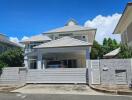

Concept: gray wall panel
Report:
left=26, top=68, right=86, bottom=83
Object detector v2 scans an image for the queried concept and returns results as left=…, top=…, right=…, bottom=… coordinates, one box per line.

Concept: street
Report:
left=0, top=93, right=132, bottom=100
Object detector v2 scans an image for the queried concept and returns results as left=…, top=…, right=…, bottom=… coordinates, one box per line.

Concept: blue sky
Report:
left=0, top=0, right=131, bottom=43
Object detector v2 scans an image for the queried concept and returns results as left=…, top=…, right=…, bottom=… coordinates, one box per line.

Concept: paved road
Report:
left=0, top=93, right=132, bottom=100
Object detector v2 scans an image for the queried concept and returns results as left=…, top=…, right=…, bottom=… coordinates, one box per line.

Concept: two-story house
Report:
left=21, top=19, right=96, bottom=70
left=113, top=2, right=132, bottom=47
left=0, top=33, right=21, bottom=53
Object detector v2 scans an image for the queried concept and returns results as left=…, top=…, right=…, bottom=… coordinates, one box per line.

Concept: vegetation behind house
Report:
left=91, top=38, right=132, bottom=59
left=117, top=44, right=132, bottom=58
left=0, top=48, right=24, bottom=67
left=90, top=38, right=120, bottom=59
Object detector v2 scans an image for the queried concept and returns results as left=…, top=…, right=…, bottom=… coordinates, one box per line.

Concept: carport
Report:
left=27, top=37, right=91, bottom=70
left=25, top=37, right=91, bottom=83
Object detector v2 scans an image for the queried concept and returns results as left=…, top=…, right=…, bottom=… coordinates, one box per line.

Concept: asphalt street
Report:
left=0, top=93, right=132, bottom=100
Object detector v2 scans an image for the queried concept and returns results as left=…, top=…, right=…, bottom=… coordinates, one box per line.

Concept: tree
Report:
left=90, top=38, right=120, bottom=59
left=0, top=48, right=24, bottom=67
left=102, top=38, right=109, bottom=55
left=90, top=40, right=102, bottom=59
left=103, top=38, right=108, bottom=46
left=117, top=44, right=132, bottom=58
left=102, top=38, right=120, bottom=55
left=113, top=39, right=118, bottom=46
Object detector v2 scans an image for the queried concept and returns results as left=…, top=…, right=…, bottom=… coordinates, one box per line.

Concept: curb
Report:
left=90, top=85, right=116, bottom=94
left=10, top=84, right=27, bottom=94
left=90, top=85, right=132, bottom=95
left=117, top=91, right=132, bottom=95
left=0, top=84, right=26, bottom=94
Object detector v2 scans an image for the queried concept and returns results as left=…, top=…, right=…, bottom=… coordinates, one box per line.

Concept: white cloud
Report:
left=9, top=36, right=29, bottom=47
left=84, top=13, right=122, bottom=44
left=21, top=36, right=29, bottom=41
left=9, top=37, right=19, bottom=43
left=9, top=36, right=29, bottom=43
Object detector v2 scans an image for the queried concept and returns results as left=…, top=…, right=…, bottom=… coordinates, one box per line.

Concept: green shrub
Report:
left=117, top=44, right=132, bottom=58
left=0, top=60, right=7, bottom=70
left=90, top=38, right=120, bottom=59
left=0, top=48, right=24, bottom=67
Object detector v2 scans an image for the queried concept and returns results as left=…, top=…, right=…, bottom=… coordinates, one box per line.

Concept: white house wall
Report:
left=121, top=22, right=132, bottom=47
left=47, top=30, right=96, bottom=44
left=127, top=22, right=132, bottom=47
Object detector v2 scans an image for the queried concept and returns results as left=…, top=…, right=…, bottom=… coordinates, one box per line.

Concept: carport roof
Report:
left=34, top=36, right=92, bottom=49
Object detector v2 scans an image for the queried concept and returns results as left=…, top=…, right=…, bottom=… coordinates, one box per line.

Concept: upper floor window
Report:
left=25, top=41, right=44, bottom=49
left=73, top=35, right=87, bottom=41
left=59, top=33, right=72, bottom=37
left=52, top=33, right=73, bottom=40
left=82, top=36, right=87, bottom=41
left=74, top=36, right=81, bottom=40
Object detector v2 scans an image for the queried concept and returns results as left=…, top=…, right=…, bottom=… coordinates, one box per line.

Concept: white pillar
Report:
left=130, top=58, right=132, bottom=84
left=24, top=55, right=28, bottom=68
left=37, top=52, right=42, bottom=70
left=86, top=48, right=90, bottom=68
left=42, top=60, right=46, bottom=69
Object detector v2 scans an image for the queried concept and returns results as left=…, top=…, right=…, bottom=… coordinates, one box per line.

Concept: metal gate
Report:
left=26, top=68, right=87, bottom=83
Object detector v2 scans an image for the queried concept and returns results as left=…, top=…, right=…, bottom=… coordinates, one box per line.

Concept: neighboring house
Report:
left=113, top=2, right=132, bottom=47
left=103, top=48, right=120, bottom=59
left=0, top=33, right=21, bottom=53
left=106, top=2, right=132, bottom=58
left=21, top=19, right=96, bottom=69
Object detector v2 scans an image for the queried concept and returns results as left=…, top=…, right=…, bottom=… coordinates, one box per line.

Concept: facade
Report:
left=113, top=2, right=132, bottom=47
left=0, top=33, right=21, bottom=53
left=21, top=19, right=96, bottom=70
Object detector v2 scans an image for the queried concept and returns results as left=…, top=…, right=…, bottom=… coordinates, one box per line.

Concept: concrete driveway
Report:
left=12, top=84, right=106, bottom=95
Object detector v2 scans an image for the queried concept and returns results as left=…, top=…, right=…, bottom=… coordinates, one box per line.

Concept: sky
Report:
left=0, top=0, right=131, bottom=43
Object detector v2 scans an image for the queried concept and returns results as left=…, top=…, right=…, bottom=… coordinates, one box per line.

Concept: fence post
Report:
left=130, top=58, right=132, bottom=84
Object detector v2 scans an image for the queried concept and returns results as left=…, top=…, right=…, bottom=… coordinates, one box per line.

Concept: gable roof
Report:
left=34, top=36, right=92, bottom=49
left=103, top=48, right=120, bottom=57
left=20, top=34, right=51, bottom=43
left=113, top=2, right=132, bottom=34
left=0, top=39, right=21, bottom=47
left=65, top=19, right=78, bottom=26
left=44, top=25, right=94, bottom=34
left=0, top=33, right=21, bottom=47
left=43, top=19, right=95, bottom=34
